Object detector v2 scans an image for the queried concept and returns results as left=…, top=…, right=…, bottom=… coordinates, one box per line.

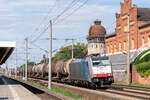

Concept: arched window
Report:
left=119, top=42, right=122, bottom=51
left=132, top=39, right=134, bottom=49
left=110, top=45, right=112, bottom=53
left=123, top=41, right=126, bottom=50
left=114, top=44, right=117, bottom=53
left=96, top=44, right=98, bottom=48
left=142, top=37, right=144, bottom=47
left=107, top=46, right=109, bottom=53
left=148, top=36, right=150, bottom=47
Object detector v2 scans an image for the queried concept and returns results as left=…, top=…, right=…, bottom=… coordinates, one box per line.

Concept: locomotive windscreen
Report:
left=91, top=56, right=109, bottom=61
left=92, top=56, right=110, bottom=66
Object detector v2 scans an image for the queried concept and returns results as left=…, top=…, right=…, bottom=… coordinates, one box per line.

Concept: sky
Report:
left=0, top=0, right=150, bottom=67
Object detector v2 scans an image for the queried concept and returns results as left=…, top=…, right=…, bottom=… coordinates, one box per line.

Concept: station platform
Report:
left=0, top=75, right=41, bottom=100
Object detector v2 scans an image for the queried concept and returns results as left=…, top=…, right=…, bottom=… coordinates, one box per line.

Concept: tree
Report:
left=52, top=43, right=88, bottom=62
left=21, top=61, right=36, bottom=67
left=27, top=61, right=35, bottom=66
left=39, top=58, right=49, bottom=64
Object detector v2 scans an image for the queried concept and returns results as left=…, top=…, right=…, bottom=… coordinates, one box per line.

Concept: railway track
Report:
left=111, top=84, right=150, bottom=91
left=28, top=77, right=150, bottom=100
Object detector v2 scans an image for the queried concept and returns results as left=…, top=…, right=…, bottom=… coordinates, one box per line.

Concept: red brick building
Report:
left=105, top=0, right=150, bottom=55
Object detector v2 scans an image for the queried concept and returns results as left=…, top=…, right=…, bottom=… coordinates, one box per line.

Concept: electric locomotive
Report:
left=69, top=56, right=114, bottom=88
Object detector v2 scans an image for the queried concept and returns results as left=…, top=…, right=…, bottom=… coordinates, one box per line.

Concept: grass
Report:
left=130, top=83, right=150, bottom=88
left=135, top=62, right=150, bottom=79
left=52, top=87, right=83, bottom=100
left=6, top=75, right=84, bottom=100
left=131, top=49, right=150, bottom=79
left=133, top=49, right=150, bottom=65
left=114, top=81, right=150, bottom=88
left=114, top=81, right=128, bottom=85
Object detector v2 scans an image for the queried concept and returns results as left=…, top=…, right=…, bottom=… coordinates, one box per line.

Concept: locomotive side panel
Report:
left=69, top=60, right=91, bottom=81
left=69, top=62, right=83, bottom=80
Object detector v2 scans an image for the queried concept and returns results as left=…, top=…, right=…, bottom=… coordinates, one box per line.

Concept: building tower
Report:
left=87, top=19, right=106, bottom=56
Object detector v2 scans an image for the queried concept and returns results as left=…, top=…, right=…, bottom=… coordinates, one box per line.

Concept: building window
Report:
left=123, top=41, right=126, bottom=50
left=119, top=42, right=121, bottom=51
left=114, top=44, right=117, bottom=53
left=96, top=44, right=98, bottom=48
left=148, top=36, right=150, bottom=47
left=132, top=39, right=134, bottom=49
left=142, top=37, right=144, bottom=47
left=110, top=45, right=112, bottom=53
left=107, top=46, right=109, bottom=53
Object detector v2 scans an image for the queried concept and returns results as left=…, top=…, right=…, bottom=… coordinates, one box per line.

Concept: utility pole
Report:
left=72, top=39, right=74, bottom=59
left=127, top=14, right=131, bottom=85
left=15, top=48, right=18, bottom=78
left=25, top=38, right=28, bottom=81
left=64, top=38, right=75, bottom=59
left=48, top=20, right=52, bottom=89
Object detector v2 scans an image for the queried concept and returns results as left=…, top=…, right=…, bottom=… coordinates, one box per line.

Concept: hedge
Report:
left=134, top=49, right=150, bottom=65
left=136, top=61, right=150, bottom=79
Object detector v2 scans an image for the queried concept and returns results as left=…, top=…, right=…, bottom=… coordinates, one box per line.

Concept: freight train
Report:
left=18, top=56, right=114, bottom=88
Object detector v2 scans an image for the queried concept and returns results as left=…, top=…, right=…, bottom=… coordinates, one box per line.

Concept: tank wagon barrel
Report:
left=37, top=64, right=44, bottom=73
left=64, top=58, right=76, bottom=76
left=43, top=63, right=56, bottom=77
left=54, top=60, right=65, bottom=77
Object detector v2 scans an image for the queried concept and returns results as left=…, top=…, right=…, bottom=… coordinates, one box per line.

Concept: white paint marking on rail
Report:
left=2, top=77, right=21, bottom=100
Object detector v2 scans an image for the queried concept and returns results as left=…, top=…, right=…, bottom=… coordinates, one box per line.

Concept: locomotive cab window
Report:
left=93, top=61, right=101, bottom=66
left=92, top=60, right=110, bottom=66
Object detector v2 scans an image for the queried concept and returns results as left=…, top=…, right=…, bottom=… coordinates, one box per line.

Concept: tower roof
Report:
left=88, top=19, right=106, bottom=38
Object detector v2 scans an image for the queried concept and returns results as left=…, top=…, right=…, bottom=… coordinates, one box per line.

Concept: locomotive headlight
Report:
left=107, top=73, right=112, bottom=76
left=93, top=74, right=97, bottom=77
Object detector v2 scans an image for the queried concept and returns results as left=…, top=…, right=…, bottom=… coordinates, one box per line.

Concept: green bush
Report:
left=140, top=53, right=150, bottom=64
left=134, top=49, right=150, bottom=65
left=136, top=61, right=150, bottom=78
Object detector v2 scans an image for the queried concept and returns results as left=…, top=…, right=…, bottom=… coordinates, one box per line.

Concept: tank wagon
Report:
left=27, top=66, right=33, bottom=77
left=42, top=63, right=56, bottom=78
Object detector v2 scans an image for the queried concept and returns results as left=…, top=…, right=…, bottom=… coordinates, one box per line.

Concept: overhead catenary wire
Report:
left=30, top=0, right=79, bottom=43
left=20, top=0, right=89, bottom=69
left=30, top=0, right=88, bottom=44
left=54, top=0, right=89, bottom=24
left=53, top=0, right=82, bottom=23
left=28, top=0, right=59, bottom=40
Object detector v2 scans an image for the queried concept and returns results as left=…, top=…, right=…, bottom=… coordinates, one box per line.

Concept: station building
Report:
left=105, top=0, right=150, bottom=55
left=87, top=0, right=150, bottom=82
